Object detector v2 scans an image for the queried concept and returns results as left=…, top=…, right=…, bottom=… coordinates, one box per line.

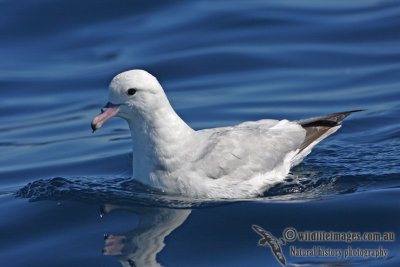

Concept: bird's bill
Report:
left=91, top=102, right=120, bottom=132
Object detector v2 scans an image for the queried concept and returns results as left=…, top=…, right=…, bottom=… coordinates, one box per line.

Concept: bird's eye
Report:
left=127, top=88, right=136, bottom=96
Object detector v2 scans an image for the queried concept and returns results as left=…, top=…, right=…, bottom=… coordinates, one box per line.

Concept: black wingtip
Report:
left=343, top=109, right=367, bottom=113
left=336, top=109, right=367, bottom=120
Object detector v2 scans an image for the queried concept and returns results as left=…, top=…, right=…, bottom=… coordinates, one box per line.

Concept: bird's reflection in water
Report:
left=101, top=204, right=191, bottom=267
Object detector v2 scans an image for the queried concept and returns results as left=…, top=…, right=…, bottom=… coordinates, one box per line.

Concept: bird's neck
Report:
left=127, top=103, right=194, bottom=186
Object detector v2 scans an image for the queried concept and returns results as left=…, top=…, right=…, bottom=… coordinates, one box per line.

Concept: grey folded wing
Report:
left=193, top=119, right=306, bottom=180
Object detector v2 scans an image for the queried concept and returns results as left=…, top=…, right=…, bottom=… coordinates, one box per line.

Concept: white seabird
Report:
left=91, top=69, right=363, bottom=198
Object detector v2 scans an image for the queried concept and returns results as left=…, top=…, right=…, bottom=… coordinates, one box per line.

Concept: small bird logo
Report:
left=252, top=225, right=287, bottom=266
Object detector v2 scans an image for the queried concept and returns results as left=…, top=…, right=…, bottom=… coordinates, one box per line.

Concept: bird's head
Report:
left=91, top=69, right=165, bottom=132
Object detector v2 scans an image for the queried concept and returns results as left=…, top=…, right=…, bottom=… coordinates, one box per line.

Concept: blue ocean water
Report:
left=1, top=0, right=400, bottom=266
